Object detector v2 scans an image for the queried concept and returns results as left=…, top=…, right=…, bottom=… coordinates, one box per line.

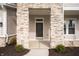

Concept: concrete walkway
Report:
left=24, top=49, right=48, bottom=56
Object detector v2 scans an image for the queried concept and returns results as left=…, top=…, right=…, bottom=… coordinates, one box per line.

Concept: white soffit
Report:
left=64, top=10, right=79, bottom=15
left=64, top=7, right=79, bottom=10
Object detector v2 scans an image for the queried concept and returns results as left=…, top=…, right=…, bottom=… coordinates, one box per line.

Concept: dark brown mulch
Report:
left=0, top=44, right=30, bottom=56
left=49, top=47, right=79, bottom=56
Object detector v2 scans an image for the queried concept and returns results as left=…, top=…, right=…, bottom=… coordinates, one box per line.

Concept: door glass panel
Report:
left=36, top=23, right=43, bottom=37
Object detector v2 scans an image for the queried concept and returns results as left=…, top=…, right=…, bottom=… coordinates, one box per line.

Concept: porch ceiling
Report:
left=29, top=8, right=50, bottom=15
left=64, top=10, right=79, bottom=15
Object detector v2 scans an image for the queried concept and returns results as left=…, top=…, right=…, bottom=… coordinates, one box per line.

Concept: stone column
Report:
left=50, top=3, right=64, bottom=48
left=17, top=3, right=29, bottom=49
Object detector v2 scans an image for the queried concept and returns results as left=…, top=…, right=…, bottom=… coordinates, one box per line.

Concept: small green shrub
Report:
left=55, top=44, right=65, bottom=53
left=16, top=45, right=25, bottom=52
left=8, top=36, right=16, bottom=45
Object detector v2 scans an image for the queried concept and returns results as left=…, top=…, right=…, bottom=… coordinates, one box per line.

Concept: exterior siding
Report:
left=7, top=7, right=16, bottom=36
left=0, top=5, right=16, bottom=47
left=0, top=3, right=79, bottom=48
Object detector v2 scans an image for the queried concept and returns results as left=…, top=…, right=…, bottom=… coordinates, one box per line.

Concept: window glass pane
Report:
left=69, top=20, right=72, bottom=26
left=0, top=22, right=3, bottom=27
left=69, top=28, right=75, bottom=34
left=64, top=24, right=66, bottom=34
left=68, top=20, right=75, bottom=34
left=36, top=19, right=43, bottom=21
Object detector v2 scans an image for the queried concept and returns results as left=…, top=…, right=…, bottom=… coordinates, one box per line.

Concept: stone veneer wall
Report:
left=17, top=3, right=64, bottom=49
left=17, top=4, right=29, bottom=48
left=50, top=4, right=64, bottom=48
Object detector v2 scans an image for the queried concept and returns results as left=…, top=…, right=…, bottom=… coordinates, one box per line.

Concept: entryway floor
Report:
left=24, top=49, right=48, bottom=56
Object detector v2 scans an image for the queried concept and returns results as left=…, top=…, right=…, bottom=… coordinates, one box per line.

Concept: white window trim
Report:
left=35, top=17, right=44, bottom=38
left=64, top=18, right=77, bottom=41
left=35, top=17, right=44, bottom=23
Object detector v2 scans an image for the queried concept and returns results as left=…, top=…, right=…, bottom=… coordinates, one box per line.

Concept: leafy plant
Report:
left=16, top=45, right=25, bottom=52
left=55, top=44, right=65, bottom=53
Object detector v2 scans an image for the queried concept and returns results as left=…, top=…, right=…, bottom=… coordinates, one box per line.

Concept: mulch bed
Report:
left=0, top=45, right=30, bottom=56
left=49, top=47, right=79, bottom=56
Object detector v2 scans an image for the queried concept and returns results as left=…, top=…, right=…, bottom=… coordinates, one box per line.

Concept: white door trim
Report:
left=35, top=17, right=44, bottom=38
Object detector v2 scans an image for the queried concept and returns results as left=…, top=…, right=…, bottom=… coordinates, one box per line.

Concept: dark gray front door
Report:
left=36, top=23, right=43, bottom=37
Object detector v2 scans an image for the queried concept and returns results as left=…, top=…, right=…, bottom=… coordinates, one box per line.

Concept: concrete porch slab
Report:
left=24, top=49, right=48, bottom=56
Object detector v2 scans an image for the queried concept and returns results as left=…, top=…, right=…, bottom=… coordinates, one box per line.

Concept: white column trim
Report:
left=3, top=6, right=7, bottom=37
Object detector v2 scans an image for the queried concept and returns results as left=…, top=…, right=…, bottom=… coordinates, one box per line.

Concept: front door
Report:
left=36, top=23, right=43, bottom=37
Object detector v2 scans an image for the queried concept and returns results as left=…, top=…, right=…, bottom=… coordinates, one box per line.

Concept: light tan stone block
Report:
left=64, top=41, right=73, bottom=47
left=50, top=41, right=64, bottom=48
left=0, top=37, right=6, bottom=47
left=23, top=42, right=29, bottom=49
left=73, top=41, right=79, bottom=47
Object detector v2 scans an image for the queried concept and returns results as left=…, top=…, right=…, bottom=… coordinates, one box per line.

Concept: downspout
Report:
left=49, top=19, right=51, bottom=49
